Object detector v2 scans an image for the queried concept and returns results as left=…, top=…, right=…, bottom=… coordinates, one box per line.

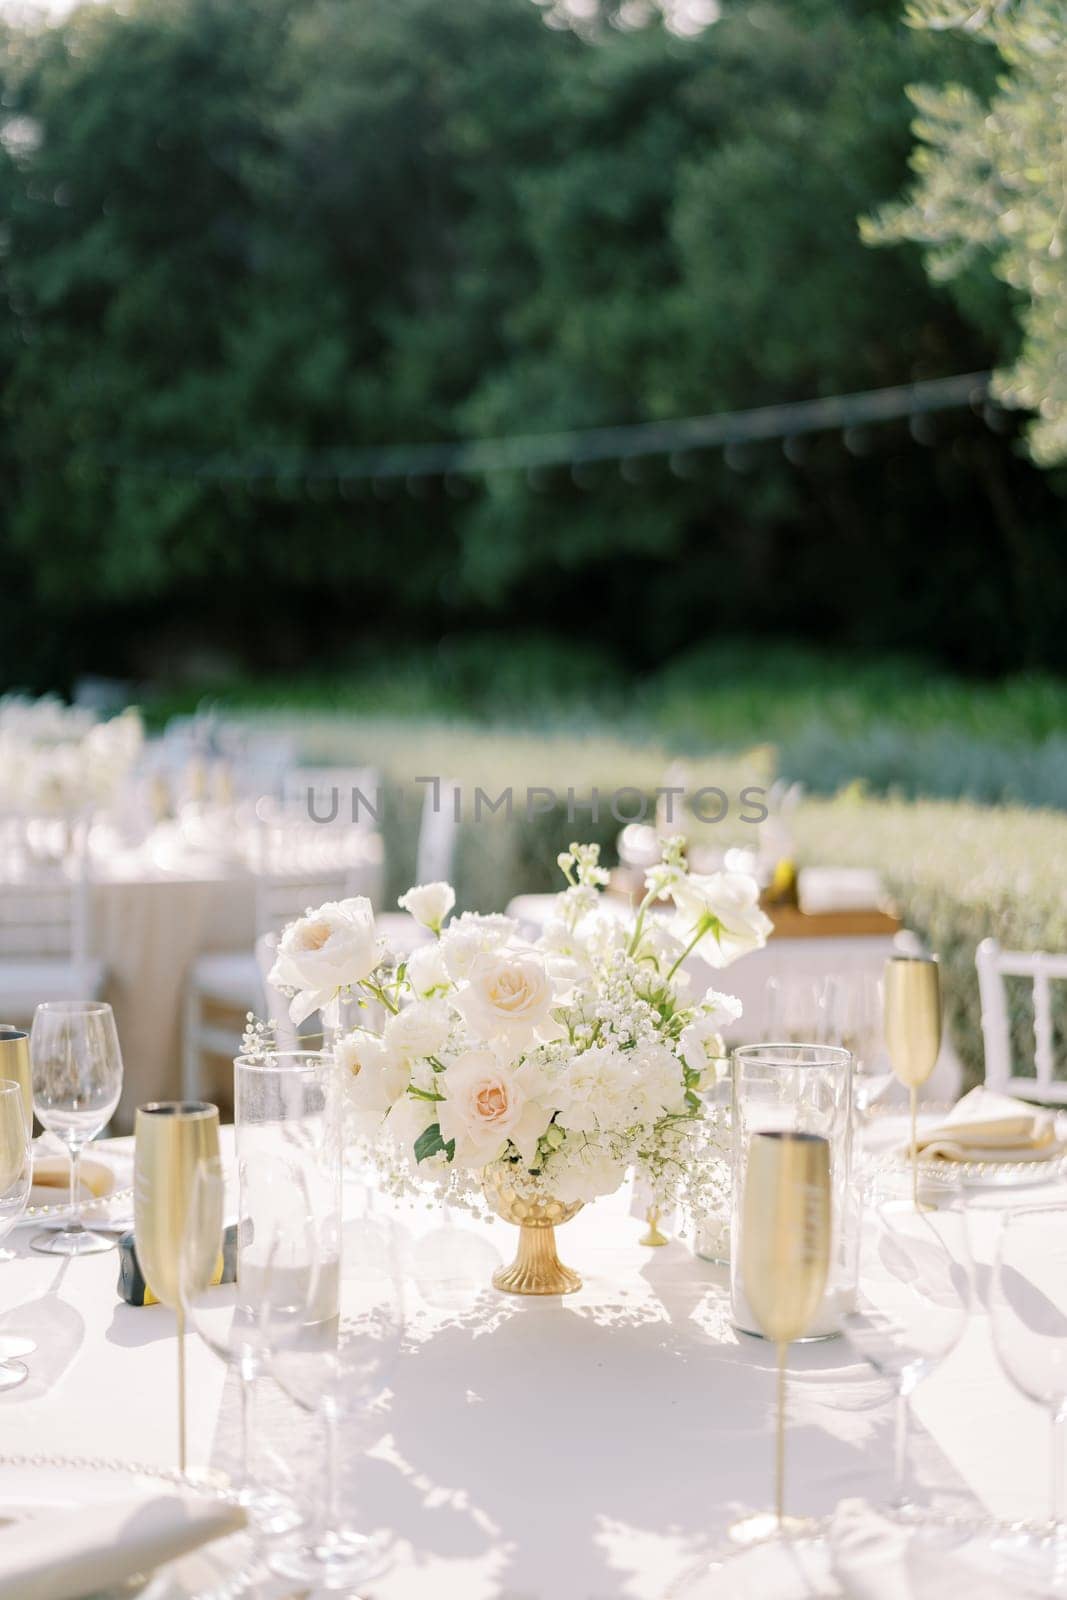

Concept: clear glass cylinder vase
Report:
left=730, top=1042, right=855, bottom=1340
left=234, top=1049, right=342, bottom=1324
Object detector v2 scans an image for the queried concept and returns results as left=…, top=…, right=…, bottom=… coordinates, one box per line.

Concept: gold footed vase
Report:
left=483, top=1167, right=583, bottom=1296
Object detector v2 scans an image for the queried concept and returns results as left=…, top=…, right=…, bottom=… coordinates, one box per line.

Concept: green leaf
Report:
left=407, top=1084, right=446, bottom=1103
left=414, top=1122, right=446, bottom=1162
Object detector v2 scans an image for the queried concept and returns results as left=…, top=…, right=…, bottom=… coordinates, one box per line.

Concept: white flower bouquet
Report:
left=268, top=839, right=770, bottom=1217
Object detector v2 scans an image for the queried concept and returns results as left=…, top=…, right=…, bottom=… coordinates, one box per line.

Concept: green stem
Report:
left=626, top=884, right=660, bottom=956
left=361, top=979, right=399, bottom=1015
left=666, top=918, right=718, bottom=981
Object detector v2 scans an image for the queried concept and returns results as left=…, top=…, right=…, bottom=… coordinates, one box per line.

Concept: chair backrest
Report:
left=415, top=778, right=460, bottom=887
left=0, top=817, right=92, bottom=975
left=254, top=931, right=301, bottom=1050
left=976, top=937, right=1067, bottom=1103
left=248, top=809, right=383, bottom=930
left=282, top=767, right=381, bottom=831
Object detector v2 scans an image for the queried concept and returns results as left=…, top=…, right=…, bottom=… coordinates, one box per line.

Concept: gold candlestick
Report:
left=640, top=1206, right=669, bottom=1247
left=134, top=1101, right=220, bottom=1473
left=883, top=957, right=942, bottom=1210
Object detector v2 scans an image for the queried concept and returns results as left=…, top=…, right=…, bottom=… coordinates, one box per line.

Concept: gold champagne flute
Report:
left=134, top=1101, right=220, bottom=1473
left=883, top=956, right=941, bottom=1209
left=0, top=1028, right=32, bottom=1137
left=737, top=1130, right=831, bottom=1542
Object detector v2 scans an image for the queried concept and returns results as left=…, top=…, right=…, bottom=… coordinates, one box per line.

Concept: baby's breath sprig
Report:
left=241, top=1013, right=276, bottom=1061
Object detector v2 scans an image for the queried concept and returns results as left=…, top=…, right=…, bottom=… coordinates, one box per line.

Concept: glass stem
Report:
left=238, top=1368, right=254, bottom=1493
left=319, top=1405, right=342, bottom=1546
left=67, top=1144, right=84, bottom=1234
left=910, top=1085, right=919, bottom=1211
left=1052, top=1406, right=1067, bottom=1526
left=892, top=1386, right=910, bottom=1510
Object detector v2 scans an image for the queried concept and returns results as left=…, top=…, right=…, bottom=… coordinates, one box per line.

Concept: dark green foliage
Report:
left=0, top=0, right=1064, bottom=688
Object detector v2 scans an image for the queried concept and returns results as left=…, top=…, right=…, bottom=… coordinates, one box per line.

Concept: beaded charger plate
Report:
left=17, top=1148, right=134, bottom=1226
left=861, top=1101, right=1067, bottom=1189
left=0, top=1455, right=259, bottom=1599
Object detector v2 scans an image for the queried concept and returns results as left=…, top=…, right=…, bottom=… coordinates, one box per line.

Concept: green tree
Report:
left=865, top=0, right=1067, bottom=465
left=1, top=0, right=1064, bottom=686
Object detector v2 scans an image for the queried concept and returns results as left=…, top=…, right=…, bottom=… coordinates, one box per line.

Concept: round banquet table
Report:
left=0, top=1130, right=1057, bottom=1600
left=90, top=852, right=258, bottom=1130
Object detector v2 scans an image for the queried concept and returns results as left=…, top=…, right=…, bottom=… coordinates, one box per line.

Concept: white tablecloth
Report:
left=0, top=1132, right=1055, bottom=1600
left=90, top=855, right=258, bottom=1128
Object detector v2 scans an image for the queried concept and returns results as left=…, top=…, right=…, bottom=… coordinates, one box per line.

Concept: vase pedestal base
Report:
left=492, top=1223, right=582, bottom=1296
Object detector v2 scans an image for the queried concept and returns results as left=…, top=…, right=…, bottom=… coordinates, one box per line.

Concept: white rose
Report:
left=384, top=999, right=452, bottom=1062
left=437, top=1050, right=551, bottom=1168
left=454, top=951, right=555, bottom=1045
left=269, top=897, right=382, bottom=1025
left=670, top=871, right=772, bottom=967
left=336, top=1033, right=409, bottom=1120
left=397, top=881, right=456, bottom=934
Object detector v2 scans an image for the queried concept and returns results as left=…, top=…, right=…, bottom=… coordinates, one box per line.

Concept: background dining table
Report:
left=0, top=1127, right=1055, bottom=1600
left=88, top=843, right=259, bottom=1128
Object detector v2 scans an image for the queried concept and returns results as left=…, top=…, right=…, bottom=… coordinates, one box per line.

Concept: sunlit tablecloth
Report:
left=0, top=1130, right=1056, bottom=1599
left=89, top=844, right=259, bottom=1128
left=86, top=819, right=379, bottom=1127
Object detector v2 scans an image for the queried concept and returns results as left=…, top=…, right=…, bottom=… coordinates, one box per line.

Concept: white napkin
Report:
left=797, top=868, right=886, bottom=916
left=28, top=1156, right=116, bottom=1213
left=913, top=1086, right=1060, bottom=1164
left=0, top=1490, right=245, bottom=1600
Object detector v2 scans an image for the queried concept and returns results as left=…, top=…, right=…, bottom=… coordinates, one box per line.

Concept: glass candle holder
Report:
left=234, top=1049, right=342, bottom=1324
left=730, top=1043, right=855, bottom=1340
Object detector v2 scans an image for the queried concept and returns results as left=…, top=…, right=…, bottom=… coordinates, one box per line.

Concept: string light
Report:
left=81, top=370, right=994, bottom=488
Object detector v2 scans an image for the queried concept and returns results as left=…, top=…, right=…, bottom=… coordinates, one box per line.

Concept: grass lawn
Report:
left=150, top=635, right=1067, bottom=808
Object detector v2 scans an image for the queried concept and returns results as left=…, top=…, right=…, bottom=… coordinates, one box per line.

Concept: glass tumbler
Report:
left=731, top=1043, right=854, bottom=1340
left=234, top=1050, right=342, bottom=1325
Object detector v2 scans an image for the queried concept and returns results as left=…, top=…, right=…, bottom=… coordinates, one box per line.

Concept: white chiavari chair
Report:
left=0, top=816, right=105, bottom=1023
left=180, top=813, right=382, bottom=1099
left=977, top=937, right=1067, bottom=1105
left=375, top=779, right=460, bottom=957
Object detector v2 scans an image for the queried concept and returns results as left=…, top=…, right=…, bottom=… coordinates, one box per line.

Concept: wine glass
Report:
left=988, top=1204, right=1067, bottom=1591
left=763, top=977, right=831, bottom=1045
left=842, top=1171, right=971, bottom=1519
left=30, top=1000, right=123, bottom=1255
left=270, top=1207, right=408, bottom=1590
left=883, top=956, right=941, bottom=1210
left=730, top=1129, right=831, bottom=1546
left=0, top=1080, right=32, bottom=1389
left=179, top=1154, right=316, bottom=1533
left=825, top=974, right=892, bottom=1117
